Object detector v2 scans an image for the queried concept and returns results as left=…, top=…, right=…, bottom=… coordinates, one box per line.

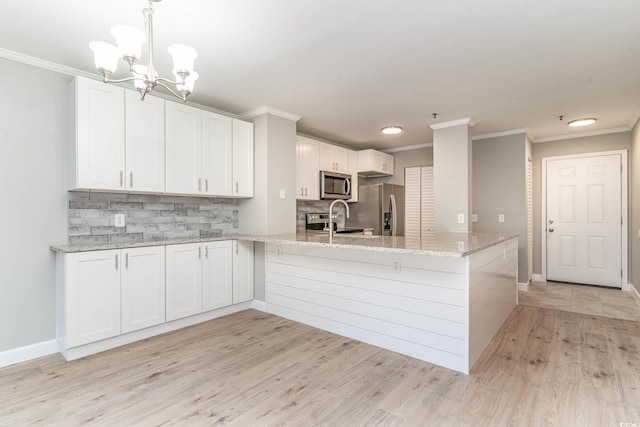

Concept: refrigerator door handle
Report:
left=389, top=194, right=397, bottom=236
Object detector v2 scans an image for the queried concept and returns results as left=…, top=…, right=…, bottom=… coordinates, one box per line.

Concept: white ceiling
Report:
left=2, top=0, right=640, bottom=150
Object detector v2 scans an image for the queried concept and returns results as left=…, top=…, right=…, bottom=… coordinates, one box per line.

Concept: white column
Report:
left=430, top=118, right=475, bottom=232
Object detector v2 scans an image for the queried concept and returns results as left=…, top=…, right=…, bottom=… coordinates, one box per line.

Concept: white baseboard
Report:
left=251, top=300, right=267, bottom=312
left=631, top=284, right=640, bottom=305
left=532, top=274, right=544, bottom=282
left=0, top=339, right=58, bottom=368
left=518, top=282, right=530, bottom=291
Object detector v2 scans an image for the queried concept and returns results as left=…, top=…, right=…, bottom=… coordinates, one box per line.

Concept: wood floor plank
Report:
left=2, top=306, right=640, bottom=426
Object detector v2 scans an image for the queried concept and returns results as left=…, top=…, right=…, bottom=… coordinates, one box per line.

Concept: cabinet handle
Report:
left=198, top=178, right=202, bottom=192
left=125, top=253, right=129, bottom=268
left=205, top=246, right=208, bottom=258
left=130, top=172, right=133, bottom=188
left=304, top=188, right=308, bottom=197
left=235, top=182, right=239, bottom=193
left=205, top=179, right=208, bottom=192
left=198, top=246, right=202, bottom=259
left=115, top=253, right=118, bottom=270
left=300, top=187, right=304, bottom=196
left=119, top=171, right=124, bottom=187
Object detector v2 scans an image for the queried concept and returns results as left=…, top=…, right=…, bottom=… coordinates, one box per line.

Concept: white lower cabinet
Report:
left=58, top=240, right=253, bottom=358
left=233, top=240, right=254, bottom=303
left=121, top=246, right=166, bottom=333
left=65, top=250, right=121, bottom=348
left=165, top=241, right=235, bottom=321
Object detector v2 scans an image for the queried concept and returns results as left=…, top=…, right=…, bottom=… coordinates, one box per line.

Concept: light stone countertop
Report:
left=51, top=231, right=518, bottom=258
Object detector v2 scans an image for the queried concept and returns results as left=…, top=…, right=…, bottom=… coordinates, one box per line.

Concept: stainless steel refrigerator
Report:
left=348, top=183, right=404, bottom=236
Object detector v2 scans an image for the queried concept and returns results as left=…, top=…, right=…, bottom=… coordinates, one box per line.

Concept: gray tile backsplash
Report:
left=68, top=192, right=238, bottom=245
left=296, top=200, right=346, bottom=231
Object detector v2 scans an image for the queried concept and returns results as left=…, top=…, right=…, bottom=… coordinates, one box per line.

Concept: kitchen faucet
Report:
left=329, top=199, right=350, bottom=242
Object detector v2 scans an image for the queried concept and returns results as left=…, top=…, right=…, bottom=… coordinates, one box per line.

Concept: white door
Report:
left=125, top=91, right=165, bottom=192
left=165, top=101, right=202, bottom=194
left=65, top=250, right=121, bottom=347
left=202, top=241, right=233, bottom=311
left=165, top=243, right=203, bottom=321
left=202, top=111, right=233, bottom=196
left=121, top=246, right=166, bottom=333
left=232, top=119, right=254, bottom=197
left=546, top=154, right=622, bottom=288
left=74, top=77, right=125, bottom=191
left=233, top=240, right=254, bottom=303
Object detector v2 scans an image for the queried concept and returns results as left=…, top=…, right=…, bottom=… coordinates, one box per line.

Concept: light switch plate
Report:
left=471, top=214, right=478, bottom=223
left=279, top=189, right=286, bottom=199
left=115, top=214, right=125, bottom=228
left=498, top=214, right=505, bottom=223
left=457, top=214, right=465, bottom=224
left=392, top=258, right=401, bottom=272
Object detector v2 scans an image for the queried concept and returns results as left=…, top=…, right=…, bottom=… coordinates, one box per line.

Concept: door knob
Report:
left=549, top=228, right=554, bottom=232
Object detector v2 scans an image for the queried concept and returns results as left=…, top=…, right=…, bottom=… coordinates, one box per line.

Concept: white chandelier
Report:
left=89, top=0, right=198, bottom=101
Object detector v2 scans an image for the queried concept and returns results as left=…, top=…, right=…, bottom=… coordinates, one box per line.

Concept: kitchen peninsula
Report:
left=52, top=231, right=517, bottom=374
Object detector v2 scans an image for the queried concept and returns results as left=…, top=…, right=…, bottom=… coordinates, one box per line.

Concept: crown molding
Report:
left=239, top=106, right=301, bottom=122
left=383, top=142, right=433, bottom=153
left=0, top=47, right=95, bottom=79
left=533, top=127, right=630, bottom=143
left=429, top=118, right=476, bottom=130
left=472, top=128, right=529, bottom=141
left=628, top=112, right=640, bottom=131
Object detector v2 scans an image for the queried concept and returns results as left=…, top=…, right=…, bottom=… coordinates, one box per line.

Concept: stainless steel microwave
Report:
left=320, top=171, right=352, bottom=200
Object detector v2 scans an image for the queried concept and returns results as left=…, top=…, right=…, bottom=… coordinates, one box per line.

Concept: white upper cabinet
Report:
left=125, top=90, right=165, bottom=192
left=296, top=136, right=320, bottom=200
left=319, top=143, right=350, bottom=174
left=166, top=102, right=253, bottom=198
left=165, top=101, right=203, bottom=194
left=70, top=76, right=125, bottom=191
left=233, top=119, right=254, bottom=197
left=202, top=111, right=233, bottom=196
left=358, top=149, right=394, bottom=177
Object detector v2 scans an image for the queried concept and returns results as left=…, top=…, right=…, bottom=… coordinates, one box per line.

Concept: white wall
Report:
left=0, top=58, right=68, bottom=351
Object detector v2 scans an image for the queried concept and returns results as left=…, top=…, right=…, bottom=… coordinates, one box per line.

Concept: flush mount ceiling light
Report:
left=381, top=126, right=403, bottom=135
left=568, top=118, right=597, bottom=127
left=89, top=0, right=198, bottom=101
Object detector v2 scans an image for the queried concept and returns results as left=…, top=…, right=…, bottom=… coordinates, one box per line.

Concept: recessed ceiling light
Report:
left=568, top=118, right=597, bottom=127
left=381, top=126, right=403, bottom=135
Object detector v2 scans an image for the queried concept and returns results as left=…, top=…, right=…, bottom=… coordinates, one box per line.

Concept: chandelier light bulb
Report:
left=110, top=25, right=146, bottom=63
left=168, top=44, right=199, bottom=74
left=175, top=70, right=199, bottom=94
left=89, top=41, right=119, bottom=75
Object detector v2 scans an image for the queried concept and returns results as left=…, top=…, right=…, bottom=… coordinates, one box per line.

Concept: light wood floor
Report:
left=2, top=306, right=640, bottom=426
left=519, top=281, right=640, bottom=322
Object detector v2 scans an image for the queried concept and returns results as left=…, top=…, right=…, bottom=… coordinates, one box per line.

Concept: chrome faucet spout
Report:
left=328, top=199, right=350, bottom=242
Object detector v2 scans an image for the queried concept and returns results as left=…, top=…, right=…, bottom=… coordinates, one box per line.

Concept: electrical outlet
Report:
left=471, top=214, right=478, bottom=223
left=498, top=214, right=505, bottom=223
left=457, top=214, right=465, bottom=224
left=457, top=241, right=465, bottom=251
left=275, top=246, right=282, bottom=257
left=115, top=214, right=125, bottom=228
left=279, top=189, right=286, bottom=199
left=392, top=258, right=401, bottom=273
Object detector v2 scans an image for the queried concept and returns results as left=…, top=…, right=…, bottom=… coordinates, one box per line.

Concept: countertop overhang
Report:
left=51, top=231, right=518, bottom=258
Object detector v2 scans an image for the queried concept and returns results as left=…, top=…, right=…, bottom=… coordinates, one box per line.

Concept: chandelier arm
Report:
left=156, top=80, right=187, bottom=102
left=156, top=76, right=184, bottom=85
left=102, top=75, right=143, bottom=85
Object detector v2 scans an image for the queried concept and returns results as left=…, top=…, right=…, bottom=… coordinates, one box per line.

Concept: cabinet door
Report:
left=202, top=112, right=233, bottom=196
left=296, top=137, right=320, bottom=200
left=75, top=77, right=125, bottom=191
left=333, top=147, right=350, bottom=174
left=319, top=143, right=336, bottom=171
left=125, top=91, right=165, bottom=192
left=66, top=250, right=121, bottom=347
left=165, top=101, right=202, bottom=194
left=121, top=246, right=166, bottom=333
left=232, top=119, right=254, bottom=197
left=202, top=241, right=233, bottom=311
left=233, top=240, right=254, bottom=304
left=381, top=153, right=394, bottom=175
left=166, top=243, right=202, bottom=321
